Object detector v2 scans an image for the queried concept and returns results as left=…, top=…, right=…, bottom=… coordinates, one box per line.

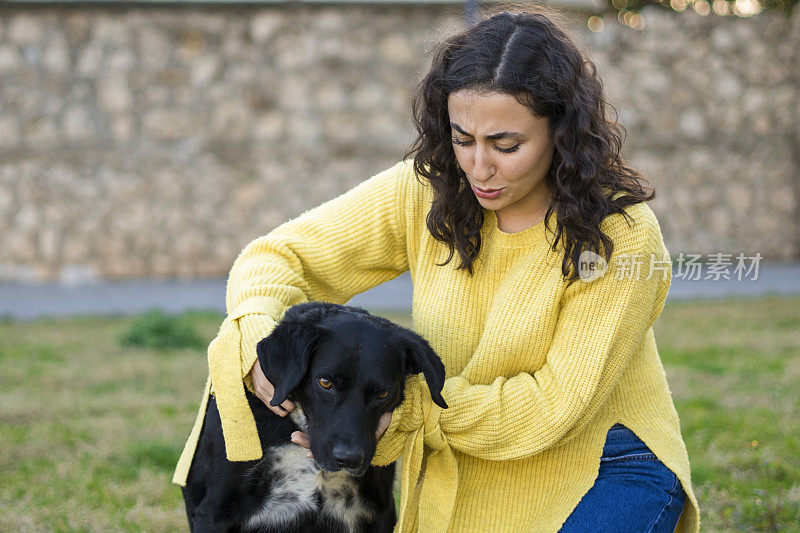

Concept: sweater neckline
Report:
left=483, top=209, right=553, bottom=248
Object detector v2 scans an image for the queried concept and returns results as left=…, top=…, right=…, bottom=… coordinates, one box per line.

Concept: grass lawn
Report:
left=0, top=297, right=798, bottom=531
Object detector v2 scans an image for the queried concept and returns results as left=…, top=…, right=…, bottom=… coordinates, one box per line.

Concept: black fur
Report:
left=182, top=302, right=447, bottom=532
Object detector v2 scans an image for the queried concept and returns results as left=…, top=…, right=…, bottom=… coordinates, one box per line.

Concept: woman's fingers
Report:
left=376, top=412, right=392, bottom=440
left=291, top=431, right=313, bottom=458
left=291, top=431, right=310, bottom=448
left=250, top=359, right=295, bottom=417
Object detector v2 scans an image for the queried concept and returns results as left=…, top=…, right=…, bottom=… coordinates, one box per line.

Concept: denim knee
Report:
left=559, top=424, right=686, bottom=533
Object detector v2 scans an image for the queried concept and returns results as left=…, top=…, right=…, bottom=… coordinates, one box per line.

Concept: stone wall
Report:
left=582, top=7, right=800, bottom=262
left=0, top=3, right=797, bottom=282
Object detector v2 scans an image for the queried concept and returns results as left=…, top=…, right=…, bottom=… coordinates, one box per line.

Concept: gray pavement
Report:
left=1, top=263, right=799, bottom=321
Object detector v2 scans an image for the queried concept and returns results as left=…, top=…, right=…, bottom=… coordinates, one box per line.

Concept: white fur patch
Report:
left=245, top=445, right=319, bottom=530
left=244, top=444, right=374, bottom=532
left=289, top=403, right=309, bottom=432
left=316, top=470, right=373, bottom=531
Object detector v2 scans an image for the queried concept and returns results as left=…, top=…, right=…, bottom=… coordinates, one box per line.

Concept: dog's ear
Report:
left=256, top=303, right=329, bottom=407
left=401, top=333, right=448, bottom=409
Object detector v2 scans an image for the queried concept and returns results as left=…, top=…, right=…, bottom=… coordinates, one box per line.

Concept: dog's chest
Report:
left=245, top=444, right=372, bottom=532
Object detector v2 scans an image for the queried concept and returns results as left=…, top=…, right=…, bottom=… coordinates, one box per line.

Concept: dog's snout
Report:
left=332, top=444, right=365, bottom=469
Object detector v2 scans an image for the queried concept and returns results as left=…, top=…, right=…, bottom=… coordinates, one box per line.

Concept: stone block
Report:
left=250, top=11, right=284, bottom=43
left=0, top=115, right=20, bottom=148
left=7, top=14, right=43, bottom=46
left=0, top=44, right=21, bottom=72
left=98, top=75, right=133, bottom=113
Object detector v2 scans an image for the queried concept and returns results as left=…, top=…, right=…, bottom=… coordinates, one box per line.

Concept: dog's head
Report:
left=256, top=301, right=447, bottom=475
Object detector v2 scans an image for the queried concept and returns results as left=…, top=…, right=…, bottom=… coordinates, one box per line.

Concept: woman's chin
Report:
left=475, top=196, right=504, bottom=210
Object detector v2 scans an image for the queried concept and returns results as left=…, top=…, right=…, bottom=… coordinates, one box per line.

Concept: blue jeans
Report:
left=559, top=424, right=686, bottom=532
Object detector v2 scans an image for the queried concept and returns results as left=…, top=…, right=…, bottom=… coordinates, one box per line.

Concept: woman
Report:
left=174, top=10, right=700, bottom=532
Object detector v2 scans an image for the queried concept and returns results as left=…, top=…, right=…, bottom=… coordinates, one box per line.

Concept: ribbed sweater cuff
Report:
left=239, top=314, right=279, bottom=391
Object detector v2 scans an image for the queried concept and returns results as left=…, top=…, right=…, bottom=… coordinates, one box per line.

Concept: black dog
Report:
left=182, top=302, right=447, bottom=532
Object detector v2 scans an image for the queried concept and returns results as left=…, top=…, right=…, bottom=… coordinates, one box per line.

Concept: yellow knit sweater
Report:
left=173, top=160, right=699, bottom=532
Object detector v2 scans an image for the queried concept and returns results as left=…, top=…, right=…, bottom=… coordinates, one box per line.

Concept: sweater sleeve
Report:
left=209, top=161, right=412, bottom=462
left=227, top=161, right=412, bottom=377
left=376, top=206, right=671, bottom=464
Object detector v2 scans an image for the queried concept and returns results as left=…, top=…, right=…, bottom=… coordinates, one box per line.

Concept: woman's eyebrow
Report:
left=450, top=122, right=526, bottom=140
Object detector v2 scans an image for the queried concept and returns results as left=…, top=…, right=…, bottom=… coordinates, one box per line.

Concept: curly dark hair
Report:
left=404, top=10, right=655, bottom=280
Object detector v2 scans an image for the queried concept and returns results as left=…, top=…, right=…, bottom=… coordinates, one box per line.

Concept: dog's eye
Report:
left=376, top=390, right=389, bottom=399
left=318, top=377, right=333, bottom=389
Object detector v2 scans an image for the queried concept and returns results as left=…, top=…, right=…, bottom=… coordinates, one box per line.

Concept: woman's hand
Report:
left=249, top=359, right=296, bottom=417
left=290, top=412, right=393, bottom=459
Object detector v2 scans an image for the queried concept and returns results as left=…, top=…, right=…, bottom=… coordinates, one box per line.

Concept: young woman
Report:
left=174, top=10, right=699, bottom=532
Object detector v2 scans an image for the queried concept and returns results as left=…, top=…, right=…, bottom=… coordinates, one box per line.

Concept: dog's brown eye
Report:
left=376, top=390, right=389, bottom=399
left=318, top=377, right=333, bottom=389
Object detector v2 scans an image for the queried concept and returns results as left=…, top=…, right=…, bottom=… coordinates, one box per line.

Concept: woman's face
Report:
left=447, top=89, right=555, bottom=233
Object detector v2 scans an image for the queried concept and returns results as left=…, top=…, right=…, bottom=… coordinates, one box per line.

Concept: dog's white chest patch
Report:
left=316, top=470, right=373, bottom=531
left=245, top=444, right=373, bottom=532
left=245, top=445, right=319, bottom=530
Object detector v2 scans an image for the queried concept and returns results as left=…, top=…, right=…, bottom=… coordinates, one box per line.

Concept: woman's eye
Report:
left=376, top=390, right=390, bottom=400
left=496, top=144, right=520, bottom=153
left=452, top=137, right=518, bottom=154
left=318, top=377, right=333, bottom=389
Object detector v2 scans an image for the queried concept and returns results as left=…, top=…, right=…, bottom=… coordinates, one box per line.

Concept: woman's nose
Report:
left=472, top=146, right=495, bottom=182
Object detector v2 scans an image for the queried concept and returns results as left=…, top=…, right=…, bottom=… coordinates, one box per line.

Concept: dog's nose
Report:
left=332, top=444, right=365, bottom=469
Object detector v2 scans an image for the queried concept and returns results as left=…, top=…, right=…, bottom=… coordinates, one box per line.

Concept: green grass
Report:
left=0, top=311, right=223, bottom=531
left=1, top=298, right=798, bottom=531
left=119, top=310, right=207, bottom=351
left=652, top=297, right=800, bottom=531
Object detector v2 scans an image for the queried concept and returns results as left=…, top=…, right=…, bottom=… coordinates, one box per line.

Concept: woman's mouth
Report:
left=471, top=184, right=504, bottom=199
